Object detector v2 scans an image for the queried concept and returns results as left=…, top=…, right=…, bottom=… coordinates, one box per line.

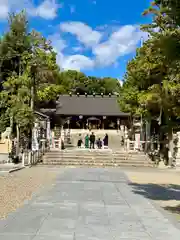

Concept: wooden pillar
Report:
left=102, top=119, right=104, bottom=129
left=117, top=118, right=120, bottom=131
left=102, top=116, right=106, bottom=129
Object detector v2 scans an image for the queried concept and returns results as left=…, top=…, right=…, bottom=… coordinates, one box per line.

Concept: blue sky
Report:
left=0, top=0, right=152, bottom=79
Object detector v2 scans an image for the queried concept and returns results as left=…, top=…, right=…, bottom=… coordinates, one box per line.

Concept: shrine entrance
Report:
left=87, top=117, right=101, bottom=129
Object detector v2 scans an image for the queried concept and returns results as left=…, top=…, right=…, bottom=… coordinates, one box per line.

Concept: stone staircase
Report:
left=42, top=149, right=153, bottom=167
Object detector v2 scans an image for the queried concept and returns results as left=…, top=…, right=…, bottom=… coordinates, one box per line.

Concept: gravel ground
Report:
left=0, top=167, right=59, bottom=219
left=125, top=169, right=180, bottom=220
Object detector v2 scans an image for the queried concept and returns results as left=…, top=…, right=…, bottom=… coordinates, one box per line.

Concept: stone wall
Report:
left=0, top=140, right=11, bottom=154
left=0, top=153, right=9, bottom=163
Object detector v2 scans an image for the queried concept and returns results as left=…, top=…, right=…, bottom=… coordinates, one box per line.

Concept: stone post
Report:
left=46, top=120, right=51, bottom=149
left=175, top=132, right=180, bottom=167
left=127, top=139, right=130, bottom=151
left=124, top=127, right=129, bottom=151
left=51, top=130, right=54, bottom=149
left=22, top=152, right=25, bottom=167
left=28, top=151, right=31, bottom=165
left=134, top=133, right=140, bottom=150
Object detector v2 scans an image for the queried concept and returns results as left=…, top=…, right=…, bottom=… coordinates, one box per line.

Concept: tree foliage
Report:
left=0, top=12, right=60, bottom=133
left=57, top=70, right=121, bottom=95
left=120, top=0, right=180, bottom=124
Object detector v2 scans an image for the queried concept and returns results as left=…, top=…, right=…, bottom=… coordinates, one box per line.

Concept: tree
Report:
left=0, top=11, right=61, bottom=155
left=0, top=11, right=31, bottom=88
left=57, top=70, right=121, bottom=95
left=1, top=72, right=33, bottom=154
left=119, top=1, right=180, bottom=160
left=154, top=0, right=180, bottom=26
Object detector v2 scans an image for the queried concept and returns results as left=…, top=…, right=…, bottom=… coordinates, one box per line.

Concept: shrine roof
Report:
left=56, top=95, right=130, bottom=117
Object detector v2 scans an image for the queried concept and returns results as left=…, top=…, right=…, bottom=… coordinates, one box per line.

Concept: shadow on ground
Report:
left=129, top=182, right=180, bottom=216
left=164, top=205, right=180, bottom=216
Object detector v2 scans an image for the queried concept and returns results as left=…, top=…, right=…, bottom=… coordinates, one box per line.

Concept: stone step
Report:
left=44, top=153, right=113, bottom=157
left=43, top=160, right=150, bottom=165
left=41, top=162, right=152, bottom=167
left=45, top=153, right=114, bottom=157
left=44, top=156, right=149, bottom=162
left=114, top=154, right=147, bottom=157
left=47, top=151, right=113, bottom=154
left=45, top=154, right=127, bottom=158
left=47, top=150, right=146, bottom=154
left=43, top=155, right=147, bottom=161
left=44, top=157, right=113, bottom=161
left=42, top=149, right=152, bottom=167
left=43, top=158, right=151, bottom=163
left=46, top=155, right=148, bottom=160
left=44, top=155, right=114, bottom=159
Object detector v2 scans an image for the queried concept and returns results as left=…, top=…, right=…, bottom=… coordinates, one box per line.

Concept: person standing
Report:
left=103, top=133, right=109, bottom=148
left=77, top=134, right=83, bottom=148
left=121, top=136, right=124, bottom=146
left=85, top=134, right=89, bottom=148
left=90, top=132, right=95, bottom=149
left=96, top=138, right=102, bottom=149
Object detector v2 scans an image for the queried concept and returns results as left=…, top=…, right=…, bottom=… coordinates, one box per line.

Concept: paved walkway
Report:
left=0, top=167, right=180, bottom=240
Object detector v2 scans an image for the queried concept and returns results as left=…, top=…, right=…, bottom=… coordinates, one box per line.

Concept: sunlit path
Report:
left=0, top=167, right=180, bottom=239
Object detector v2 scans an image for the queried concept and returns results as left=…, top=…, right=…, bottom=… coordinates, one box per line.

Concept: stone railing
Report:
left=125, top=140, right=161, bottom=152
left=21, top=139, right=49, bottom=166
left=125, top=140, right=144, bottom=152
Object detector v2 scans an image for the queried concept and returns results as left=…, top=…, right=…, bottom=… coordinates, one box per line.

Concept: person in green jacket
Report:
left=85, top=134, right=89, bottom=148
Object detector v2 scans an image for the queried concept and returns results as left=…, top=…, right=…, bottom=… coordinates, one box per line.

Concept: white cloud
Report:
left=93, top=25, right=142, bottom=66
left=51, top=22, right=145, bottom=71
left=49, top=33, right=67, bottom=52
left=60, top=21, right=102, bottom=47
left=61, top=55, right=94, bottom=71
left=0, top=0, right=9, bottom=19
left=29, top=0, right=62, bottom=19
left=49, top=32, right=93, bottom=71
left=0, top=0, right=62, bottom=20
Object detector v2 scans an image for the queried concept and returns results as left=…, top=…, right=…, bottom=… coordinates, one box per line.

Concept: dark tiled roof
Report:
left=56, top=95, right=130, bottom=117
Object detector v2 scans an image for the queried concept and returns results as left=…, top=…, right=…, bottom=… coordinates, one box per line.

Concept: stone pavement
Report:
left=0, top=167, right=180, bottom=240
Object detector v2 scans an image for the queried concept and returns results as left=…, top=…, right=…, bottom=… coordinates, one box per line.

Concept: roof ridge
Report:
left=58, top=94, right=118, bottom=97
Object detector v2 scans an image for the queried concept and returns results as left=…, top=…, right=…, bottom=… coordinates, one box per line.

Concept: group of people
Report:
left=77, top=132, right=108, bottom=149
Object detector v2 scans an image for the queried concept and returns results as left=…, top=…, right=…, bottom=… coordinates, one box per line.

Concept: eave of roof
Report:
left=55, top=95, right=130, bottom=117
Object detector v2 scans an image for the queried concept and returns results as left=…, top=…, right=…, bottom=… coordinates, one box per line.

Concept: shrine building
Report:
left=39, top=93, right=130, bottom=130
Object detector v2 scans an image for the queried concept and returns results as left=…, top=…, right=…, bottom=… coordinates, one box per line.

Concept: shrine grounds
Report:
left=0, top=166, right=180, bottom=239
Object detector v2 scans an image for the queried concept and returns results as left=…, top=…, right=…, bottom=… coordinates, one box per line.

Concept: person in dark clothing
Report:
left=61, top=140, right=65, bottom=150
left=90, top=132, right=95, bottom=149
left=103, top=133, right=109, bottom=147
left=96, top=138, right=102, bottom=149
left=121, top=136, right=124, bottom=146
left=77, top=134, right=83, bottom=148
